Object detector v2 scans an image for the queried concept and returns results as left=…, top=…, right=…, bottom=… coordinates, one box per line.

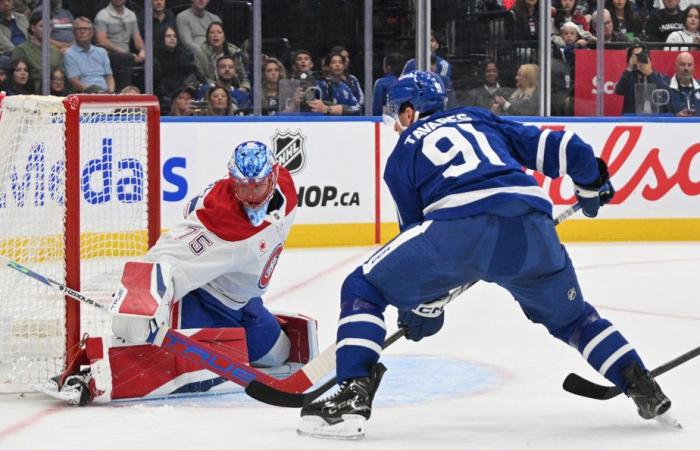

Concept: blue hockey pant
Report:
left=336, top=210, right=645, bottom=390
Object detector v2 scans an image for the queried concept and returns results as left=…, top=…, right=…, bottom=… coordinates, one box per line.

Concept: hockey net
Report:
left=0, top=95, right=160, bottom=392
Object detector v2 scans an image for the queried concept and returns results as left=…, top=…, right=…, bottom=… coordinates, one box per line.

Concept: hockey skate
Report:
left=297, top=363, right=387, bottom=439
left=624, top=362, right=679, bottom=427
left=33, top=369, right=92, bottom=406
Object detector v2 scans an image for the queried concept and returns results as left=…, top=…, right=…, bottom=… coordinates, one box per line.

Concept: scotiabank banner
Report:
left=523, top=120, right=700, bottom=218
left=574, top=50, right=700, bottom=116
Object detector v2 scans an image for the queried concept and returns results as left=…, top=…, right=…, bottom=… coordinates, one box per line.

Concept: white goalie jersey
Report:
left=144, top=167, right=298, bottom=309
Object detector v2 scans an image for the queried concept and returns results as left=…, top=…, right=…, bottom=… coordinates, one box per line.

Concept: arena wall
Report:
left=161, top=116, right=700, bottom=246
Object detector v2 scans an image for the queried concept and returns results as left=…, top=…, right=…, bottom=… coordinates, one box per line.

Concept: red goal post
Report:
left=0, top=94, right=161, bottom=391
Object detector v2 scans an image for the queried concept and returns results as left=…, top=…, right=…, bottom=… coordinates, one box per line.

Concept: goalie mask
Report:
left=228, top=141, right=279, bottom=226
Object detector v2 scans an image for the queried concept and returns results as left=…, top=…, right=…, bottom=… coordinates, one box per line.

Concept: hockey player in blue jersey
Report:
left=297, top=71, right=673, bottom=439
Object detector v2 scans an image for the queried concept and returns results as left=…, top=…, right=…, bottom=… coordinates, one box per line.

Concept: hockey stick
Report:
left=244, top=203, right=582, bottom=407
left=563, top=345, right=700, bottom=400
left=0, top=254, right=282, bottom=391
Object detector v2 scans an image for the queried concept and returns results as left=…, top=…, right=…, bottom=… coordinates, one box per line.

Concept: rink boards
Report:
left=161, top=116, right=700, bottom=246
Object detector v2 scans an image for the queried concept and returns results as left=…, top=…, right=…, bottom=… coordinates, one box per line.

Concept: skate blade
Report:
left=655, top=410, right=683, bottom=429
left=31, top=382, right=81, bottom=405
left=297, top=414, right=366, bottom=440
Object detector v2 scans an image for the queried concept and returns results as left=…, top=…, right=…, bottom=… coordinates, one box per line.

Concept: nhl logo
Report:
left=272, top=129, right=306, bottom=174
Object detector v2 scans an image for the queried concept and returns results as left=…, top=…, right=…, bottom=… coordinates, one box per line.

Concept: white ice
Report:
left=1, top=242, right=699, bottom=450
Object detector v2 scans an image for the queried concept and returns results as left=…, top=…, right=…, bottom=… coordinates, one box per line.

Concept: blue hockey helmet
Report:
left=387, top=70, right=446, bottom=115
left=228, top=141, right=279, bottom=225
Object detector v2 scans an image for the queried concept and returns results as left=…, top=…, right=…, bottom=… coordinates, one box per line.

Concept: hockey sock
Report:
left=336, top=298, right=387, bottom=383
left=555, top=302, right=645, bottom=390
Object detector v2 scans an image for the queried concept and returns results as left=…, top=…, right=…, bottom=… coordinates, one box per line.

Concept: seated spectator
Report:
left=138, top=0, right=176, bottom=42
left=291, top=49, right=316, bottom=78
left=646, top=0, right=684, bottom=43
left=667, top=52, right=700, bottom=116
left=330, top=45, right=364, bottom=112
left=11, top=10, right=63, bottom=93
left=588, top=8, right=630, bottom=45
left=50, top=67, right=67, bottom=95
left=202, top=85, right=236, bottom=116
left=491, top=63, right=540, bottom=116
left=0, top=57, right=32, bottom=94
left=553, top=0, right=589, bottom=31
left=313, top=51, right=361, bottom=116
left=154, top=25, right=196, bottom=100
left=606, top=0, right=642, bottom=40
left=176, top=0, right=221, bottom=54
left=552, top=21, right=591, bottom=66
left=0, top=0, right=28, bottom=56
left=402, top=30, right=453, bottom=93
left=196, top=55, right=250, bottom=110
left=64, top=17, right=114, bottom=93
left=169, top=84, right=197, bottom=116
left=120, top=85, right=140, bottom=94
left=40, top=0, right=74, bottom=54
left=614, top=44, right=669, bottom=114
left=665, top=5, right=700, bottom=50
left=466, top=60, right=514, bottom=110
left=94, top=0, right=146, bottom=91
left=261, top=56, right=287, bottom=114
left=193, top=22, right=249, bottom=90
left=372, top=52, right=404, bottom=115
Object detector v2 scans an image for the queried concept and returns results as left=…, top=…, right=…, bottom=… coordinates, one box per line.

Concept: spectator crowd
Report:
left=0, top=0, right=698, bottom=117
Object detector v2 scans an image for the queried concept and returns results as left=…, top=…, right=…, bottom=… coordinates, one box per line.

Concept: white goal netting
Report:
left=0, top=95, right=155, bottom=391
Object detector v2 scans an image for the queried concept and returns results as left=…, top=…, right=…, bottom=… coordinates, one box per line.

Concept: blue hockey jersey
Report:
left=384, top=107, right=600, bottom=230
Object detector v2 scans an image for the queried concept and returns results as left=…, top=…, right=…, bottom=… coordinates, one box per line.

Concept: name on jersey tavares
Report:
left=403, top=113, right=472, bottom=145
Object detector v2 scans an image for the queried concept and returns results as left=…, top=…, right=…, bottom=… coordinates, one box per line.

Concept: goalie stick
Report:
left=244, top=203, right=582, bottom=407
left=563, top=344, right=700, bottom=400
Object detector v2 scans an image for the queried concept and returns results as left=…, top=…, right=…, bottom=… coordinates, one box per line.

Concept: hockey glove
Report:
left=574, top=157, right=615, bottom=218
left=398, top=299, right=446, bottom=342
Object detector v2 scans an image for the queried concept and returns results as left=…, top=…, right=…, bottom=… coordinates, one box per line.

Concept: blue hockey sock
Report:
left=336, top=298, right=387, bottom=383
left=554, top=303, right=645, bottom=390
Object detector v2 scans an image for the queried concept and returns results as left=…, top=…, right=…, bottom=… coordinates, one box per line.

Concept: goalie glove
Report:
left=574, top=157, right=615, bottom=218
left=398, top=297, right=448, bottom=342
left=110, top=261, right=175, bottom=343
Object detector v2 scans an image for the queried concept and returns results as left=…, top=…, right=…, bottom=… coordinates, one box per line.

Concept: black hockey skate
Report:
left=297, top=363, right=387, bottom=439
left=624, top=362, right=671, bottom=420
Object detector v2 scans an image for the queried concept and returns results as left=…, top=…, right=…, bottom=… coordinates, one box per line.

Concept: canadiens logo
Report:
left=258, top=244, right=283, bottom=289
left=258, top=239, right=267, bottom=253
left=272, top=129, right=306, bottom=174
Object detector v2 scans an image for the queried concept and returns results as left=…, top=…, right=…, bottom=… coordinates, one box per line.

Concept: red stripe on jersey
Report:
left=196, top=167, right=297, bottom=242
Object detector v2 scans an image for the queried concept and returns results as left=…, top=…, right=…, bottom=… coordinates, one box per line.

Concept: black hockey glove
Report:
left=398, top=300, right=445, bottom=342
left=574, top=157, right=615, bottom=218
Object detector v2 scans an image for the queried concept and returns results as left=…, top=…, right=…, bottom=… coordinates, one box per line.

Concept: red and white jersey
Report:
left=145, top=167, right=297, bottom=309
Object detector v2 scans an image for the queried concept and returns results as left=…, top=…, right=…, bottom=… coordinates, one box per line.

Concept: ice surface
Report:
left=1, top=243, right=699, bottom=449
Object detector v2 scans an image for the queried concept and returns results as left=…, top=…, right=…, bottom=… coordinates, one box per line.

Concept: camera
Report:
left=636, top=51, right=649, bottom=64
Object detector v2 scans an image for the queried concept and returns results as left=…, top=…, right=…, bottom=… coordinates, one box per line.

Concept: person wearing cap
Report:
left=169, top=84, right=197, bottom=116
left=10, top=9, right=63, bottom=92
left=64, top=16, right=114, bottom=93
